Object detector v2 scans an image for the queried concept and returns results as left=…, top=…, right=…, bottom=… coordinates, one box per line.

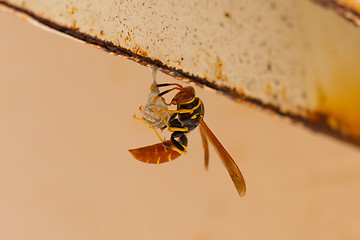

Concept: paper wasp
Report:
left=129, top=83, right=246, bottom=197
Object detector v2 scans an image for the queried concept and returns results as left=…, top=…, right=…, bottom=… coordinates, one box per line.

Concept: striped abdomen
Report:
left=128, top=140, right=182, bottom=164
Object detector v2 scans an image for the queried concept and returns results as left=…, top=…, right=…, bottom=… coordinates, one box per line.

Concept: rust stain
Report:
left=132, top=44, right=148, bottom=58
left=236, top=86, right=245, bottom=95
left=123, top=31, right=132, bottom=47
left=215, top=56, right=229, bottom=82
left=174, top=59, right=183, bottom=67
left=114, top=31, right=121, bottom=45
left=71, top=19, right=79, bottom=30
left=121, top=30, right=148, bottom=58
left=2, top=0, right=359, bottom=147
left=67, top=6, right=78, bottom=15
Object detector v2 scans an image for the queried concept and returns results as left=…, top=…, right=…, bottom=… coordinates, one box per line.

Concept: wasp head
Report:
left=172, top=86, right=196, bottom=105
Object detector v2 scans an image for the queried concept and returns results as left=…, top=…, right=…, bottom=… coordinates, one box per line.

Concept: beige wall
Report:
left=1, top=11, right=360, bottom=240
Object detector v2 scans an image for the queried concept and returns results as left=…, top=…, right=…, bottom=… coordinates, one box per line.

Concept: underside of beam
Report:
left=1, top=0, right=360, bottom=147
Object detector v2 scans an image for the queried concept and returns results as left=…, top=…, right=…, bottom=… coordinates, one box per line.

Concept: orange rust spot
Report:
left=132, top=45, right=148, bottom=58
left=67, top=6, right=78, bottom=14
left=121, top=30, right=149, bottom=57
left=100, top=30, right=104, bottom=36
left=215, top=56, right=229, bottom=82
left=71, top=19, right=79, bottom=30
left=123, top=32, right=132, bottom=47
left=236, top=86, right=245, bottom=95
left=172, top=59, right=183, bottom=67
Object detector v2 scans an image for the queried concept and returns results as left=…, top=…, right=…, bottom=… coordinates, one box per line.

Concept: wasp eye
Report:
left=179, top=92, right=194, bottom=103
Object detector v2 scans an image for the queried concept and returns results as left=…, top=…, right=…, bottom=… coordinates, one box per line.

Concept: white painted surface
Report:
left=1, top=11, right=360, bottom=240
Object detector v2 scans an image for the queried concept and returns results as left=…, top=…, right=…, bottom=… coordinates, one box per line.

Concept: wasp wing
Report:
left=199, top=120, right=246, bottom=197
left=129, top=140, right=181, bottom=164
left=199, top=124, right=209, bottom=170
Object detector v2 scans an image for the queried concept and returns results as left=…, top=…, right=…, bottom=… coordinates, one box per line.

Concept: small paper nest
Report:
left=141, top=69, right=169, bottom=129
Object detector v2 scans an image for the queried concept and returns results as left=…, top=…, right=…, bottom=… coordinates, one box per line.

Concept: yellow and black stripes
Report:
left=166, top=97, right=204, bottom=154
left=148, top=84, right=205, bottom=155
left=129, top=140, right=182, bottom=164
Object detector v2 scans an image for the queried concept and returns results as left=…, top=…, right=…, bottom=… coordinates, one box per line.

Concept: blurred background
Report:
left=1, top=10, right=360, bottom=240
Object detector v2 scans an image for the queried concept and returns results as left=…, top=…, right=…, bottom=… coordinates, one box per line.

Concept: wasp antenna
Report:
left=157, top=83, right=184, bottom=88
left=151, top=83, right=184, bottom=90
left=153, top=87, right=182, bottom=103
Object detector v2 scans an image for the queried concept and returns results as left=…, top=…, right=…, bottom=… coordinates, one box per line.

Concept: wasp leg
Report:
left=132, top=114, right=164, bottom=143
left=159, top=97, right=172, bottom=106
left=163, top=131, right=188, bottom=154
left=151, top=108, right=188, bottom=132
left=167, top=117, right=189, bottom=132
left=160, top=113, right=177, bottom=131
left=168, top=114, right=179, bottom=125
left=161, top=109, right=194, bottom=114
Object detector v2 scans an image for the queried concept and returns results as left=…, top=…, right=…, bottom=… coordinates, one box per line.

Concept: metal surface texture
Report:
left=1, top=7, right=360, bottom=240
left=1, top=0, right=360, bottom=146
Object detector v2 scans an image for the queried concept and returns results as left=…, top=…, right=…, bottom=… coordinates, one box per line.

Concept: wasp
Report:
left=129, top=83, right=246, bottom=197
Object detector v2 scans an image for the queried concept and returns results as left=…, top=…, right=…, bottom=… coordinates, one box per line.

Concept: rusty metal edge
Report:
left=1, top=1, right=360, bottom=149
left=311, top=0, right=360, bottom=27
